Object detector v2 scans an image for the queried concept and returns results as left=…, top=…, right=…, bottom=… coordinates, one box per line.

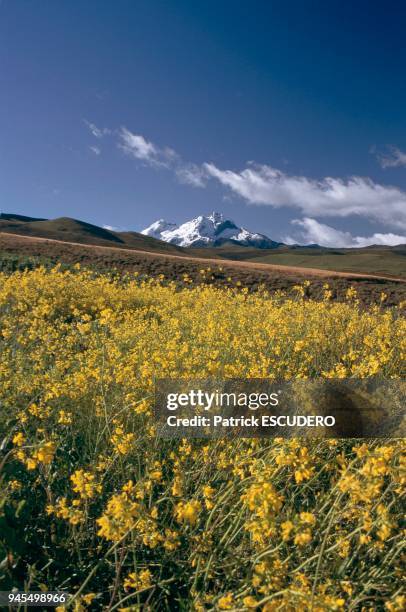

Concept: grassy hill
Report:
left=190, top=244, right=406, bottom=278
left=0, top=214, right=186, bottom=255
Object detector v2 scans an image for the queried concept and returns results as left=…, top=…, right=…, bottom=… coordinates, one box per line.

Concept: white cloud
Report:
left=120, top=129, right=158, bottom=162
left=102, top=126, right=406, bottom=232
left=377, top=145, right=406, bottom=168
left=175, top=163, right=207, bottom=187
left=103, top=224, right=119, bottom=231
left=284, top=217, right=406, bottom=248
left=118, top=127, right=206, bottom=187
left=204, top=162, right=406, bottom=230
left=89, top=145, right=101, bottom=156
left=84, top=119, right=111, bottom=139
left=119, top=127, right=177, bottom=168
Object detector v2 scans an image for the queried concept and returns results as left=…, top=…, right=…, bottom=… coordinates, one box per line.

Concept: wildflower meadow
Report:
left=0, top=266, right=405, bottom=611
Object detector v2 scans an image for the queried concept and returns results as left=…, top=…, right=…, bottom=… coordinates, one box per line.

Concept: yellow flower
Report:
left=110, top=424, right=135, bottom=455
left=70, top=469, right=101, bottom=499
left=123, top=568, right=152, bottom=591
left=97, top=491, right=140, bottom=541
left=47, top=497, right=84, bottom=525
left=299, top=512, right=316, bottom=525
left=36, top=441, right=56, bottom=464
left=149, top=461, right=163, bottom=481
left=82, top=593, right=96, bottom=605
left=12, top=432, right=25, bottom=447
left=175, top=500, right=202, bottom=526
left=163, top=528, right=180, bottom=551
left=243, top=596, right=259, bottom=608
left=217, top=593, right=234, bottom=609
left=26, top=457, right=38, bottom=470
left=58, top=410, right=73, bottom=425
left=203, top=484, right=215, bottom=509
left=172, top=475, right=183, bottom=497
left=385, top=596, right=405, bottom=611
left=294, top=531, right=312, bottom=546
left=9, top=479, right=21, bottom=491
left=281, top=520, right=294, bottom=541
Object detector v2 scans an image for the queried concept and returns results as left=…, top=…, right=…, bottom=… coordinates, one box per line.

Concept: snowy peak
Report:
left=141, top=219, right=177, bottom=240
left=141, top=212, right=280, bottom=248
left=207, top=211, right=223, bottom=223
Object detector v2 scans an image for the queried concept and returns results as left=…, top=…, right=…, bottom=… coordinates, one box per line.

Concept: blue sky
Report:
left=1, top=0, right=406, bottom=246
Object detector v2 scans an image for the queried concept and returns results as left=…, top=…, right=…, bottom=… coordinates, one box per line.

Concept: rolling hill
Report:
left=0, top=214, right=186, bottom=255
left=190, top=244, right=406, bottom=279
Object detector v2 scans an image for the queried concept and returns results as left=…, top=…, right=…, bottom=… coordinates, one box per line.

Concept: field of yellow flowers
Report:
left=0, top=266, right=405, bottom=611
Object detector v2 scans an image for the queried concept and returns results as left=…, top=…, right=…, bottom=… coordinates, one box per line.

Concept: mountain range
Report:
left=141, top=212, right=281, bottom=248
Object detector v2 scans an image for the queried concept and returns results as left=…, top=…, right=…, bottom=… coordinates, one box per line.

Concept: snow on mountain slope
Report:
left=141, top=219, right=178, bottom=240
left=141, top=212, right=280, bottom=248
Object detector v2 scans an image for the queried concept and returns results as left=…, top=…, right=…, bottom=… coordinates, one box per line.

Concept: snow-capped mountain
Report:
left=140, top=219, right=178, bottom=240
left=141, top=212, right=280, bottom=248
